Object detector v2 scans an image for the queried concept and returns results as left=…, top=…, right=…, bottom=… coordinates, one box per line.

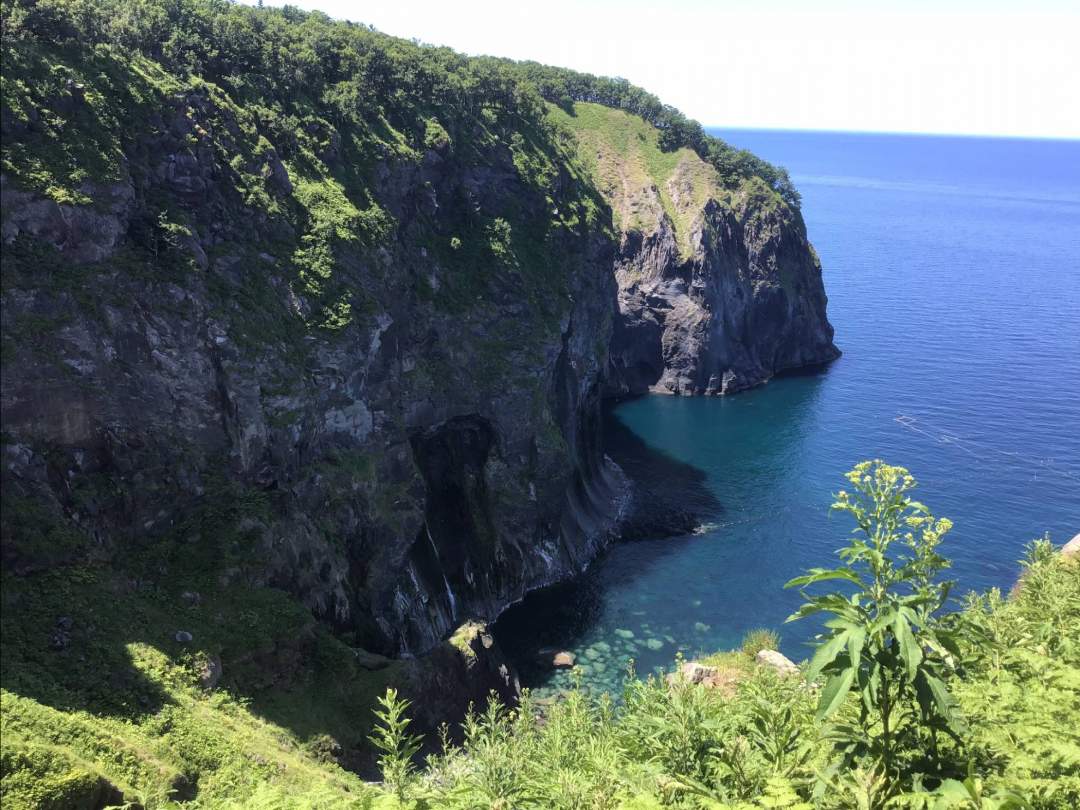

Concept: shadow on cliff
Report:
left=0, top=555, right=407, bottom=784
left=602, top=398, right=724, bottom=540
left=493, top=397, right=723, bottom=676
left=773, top=357, right=838, bottom=381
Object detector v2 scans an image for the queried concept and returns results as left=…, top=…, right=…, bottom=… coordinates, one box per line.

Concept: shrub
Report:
left=740, top=628, right=780, bottom=658
left=368, top=688, right=422, bottom=803
left=785, top=460, right=964, bottom=798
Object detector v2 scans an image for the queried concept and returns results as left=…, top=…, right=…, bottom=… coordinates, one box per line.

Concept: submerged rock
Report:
left=552, top=651, right=576, bottom=668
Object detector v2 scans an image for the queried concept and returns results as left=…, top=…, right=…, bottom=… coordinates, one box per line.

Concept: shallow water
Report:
left=496, top=130, right=1080, bottom=697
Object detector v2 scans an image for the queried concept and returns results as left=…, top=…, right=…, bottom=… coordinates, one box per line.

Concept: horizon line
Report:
left=702, top=124, right=1080, bottom=142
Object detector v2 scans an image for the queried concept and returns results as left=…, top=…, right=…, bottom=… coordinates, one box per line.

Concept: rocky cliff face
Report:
left=1, top=78, right=628, bottom=658
left=557, top=104, right=838, bottom=397
left=2, top=56, right=834, bottom=671
left=610, top=184, right=840, bottom=395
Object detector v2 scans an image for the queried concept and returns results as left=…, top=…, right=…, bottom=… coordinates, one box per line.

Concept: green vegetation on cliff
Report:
left=504, top=60, right=802, bottom=208
left=0, top=0, right=612, bottom=334
left=549, top=102, right=724, bottom=257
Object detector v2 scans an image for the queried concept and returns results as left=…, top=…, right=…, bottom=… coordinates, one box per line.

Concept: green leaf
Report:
left=931, top=779, right=973, bottom=809
left=846, top=625, right=866, bottom=673
left=784, top=602, right=828, bottom=623
left=784, top=567, right=864, bottom=589
left=784, top=594, right=855, bottom=623
left=805, top=629, right=851, bottom=682
left=892, top=612, right=922, bottom=681
left=921, top=672, right=966, bottom=736
left=816, top=668, right=855, bottom=720
left=932, top=628, right=963, bottom=659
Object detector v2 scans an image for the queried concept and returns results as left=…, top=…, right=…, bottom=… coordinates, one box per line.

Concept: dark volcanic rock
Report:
left=1, top=81, right=832, bottom=672
left=0, top=85, right=629, bottom=659
left=596, top=145, right=839, bottom=396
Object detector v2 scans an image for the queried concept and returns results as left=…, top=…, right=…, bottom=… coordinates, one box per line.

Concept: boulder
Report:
left=353, top=648, right=392, bottom=671
left=199, top=655, right=223, bottom=690
left=1062, top=533, right=1080, bottom=558
left=667, top=661, right=718, bottom=686
left=755, top=649, right=799, bottom=677
left=552, top=651, right=576, bottom=668
left=665, top=659, right=753, bottom=697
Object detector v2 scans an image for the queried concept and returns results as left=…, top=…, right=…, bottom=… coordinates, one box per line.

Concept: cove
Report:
left=495, top=130, right=1080, bottom=697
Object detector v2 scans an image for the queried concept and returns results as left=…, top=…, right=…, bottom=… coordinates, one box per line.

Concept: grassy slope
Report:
left=549, top=102, right=791, bottom=277
left=0, top=564, right=400, bottom=809
left=549, top=102, right=724, bottom=259
left=3, top=545, right=1076, bottom=808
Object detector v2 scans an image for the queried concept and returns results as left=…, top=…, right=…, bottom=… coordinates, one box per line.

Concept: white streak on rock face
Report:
left=427, top=527, right=457, bottom=620
left=358, top=313, right=394, bottom=388
left=534, top=539, right=558, bottom=573
left=323, top=401, right=373, bottom=441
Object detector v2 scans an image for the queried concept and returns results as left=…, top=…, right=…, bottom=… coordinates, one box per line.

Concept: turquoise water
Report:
left=496, top=131, right=1080, bottom=696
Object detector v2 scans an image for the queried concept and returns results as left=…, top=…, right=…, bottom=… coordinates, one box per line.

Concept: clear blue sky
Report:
left=242, top=0, right=1079, bottom=138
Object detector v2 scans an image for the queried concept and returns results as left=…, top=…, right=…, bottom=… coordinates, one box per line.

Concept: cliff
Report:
left=0, top=38, right=629, bottom=660
left=0, top=0, right=836, bottom=797
left=554, top=103, right=838, bottom=396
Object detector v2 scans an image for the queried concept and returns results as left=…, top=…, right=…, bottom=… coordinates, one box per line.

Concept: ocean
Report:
left=495, top=130, right=1080, bottom=696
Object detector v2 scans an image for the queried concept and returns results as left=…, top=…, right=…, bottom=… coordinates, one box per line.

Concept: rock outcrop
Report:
left=559, top=104, right=838, bottom=396
left=755, top=649, right=800, bottom=676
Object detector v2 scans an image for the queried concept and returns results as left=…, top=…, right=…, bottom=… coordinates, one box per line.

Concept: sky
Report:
left=242, top=0, right=1080, bottom=139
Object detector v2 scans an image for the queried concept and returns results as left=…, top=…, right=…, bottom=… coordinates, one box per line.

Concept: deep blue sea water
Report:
left=496, top=131, right=1080, bottom=696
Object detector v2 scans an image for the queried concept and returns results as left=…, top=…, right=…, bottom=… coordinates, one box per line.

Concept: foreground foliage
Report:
left=5, top=462, right=1075, bottom=808
left=785, top=462, right=965, bottom=795
left=376, top=462, right=1076, bottom=809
